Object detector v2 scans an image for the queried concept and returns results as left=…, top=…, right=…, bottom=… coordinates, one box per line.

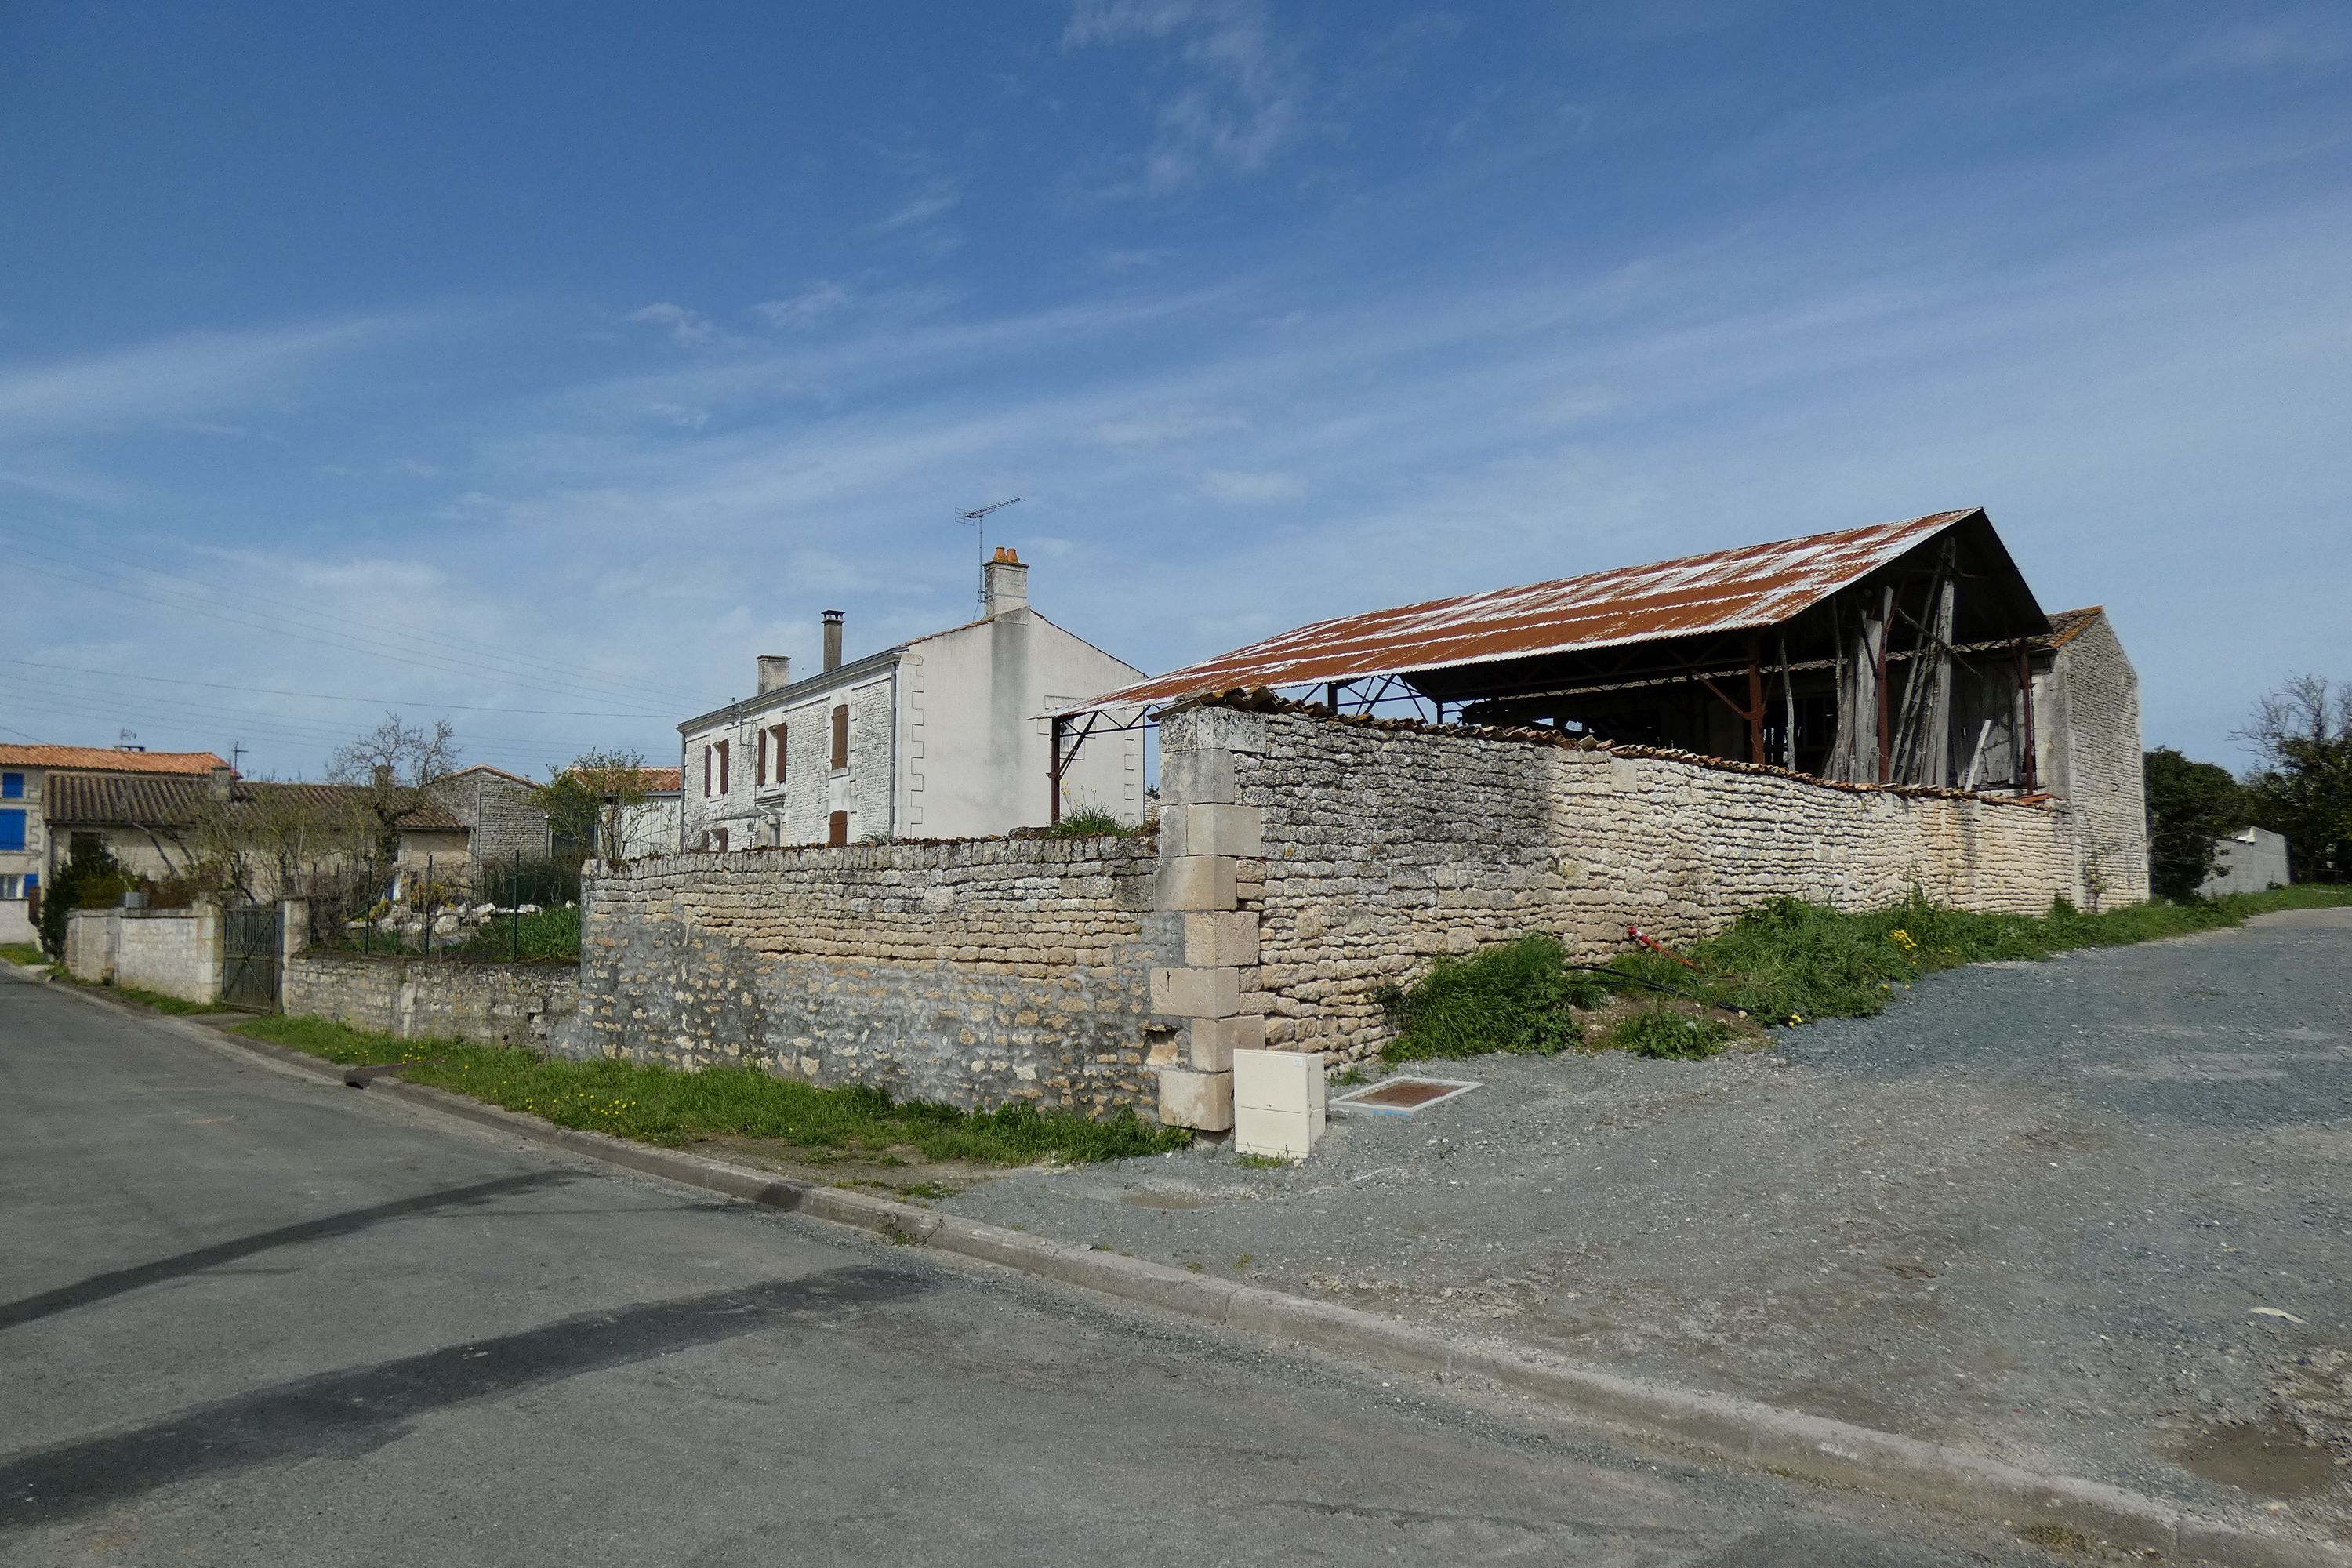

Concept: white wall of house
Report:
left=1, top=764, right=45, bottom=943
left=678, top=551, right=1144, bottom=848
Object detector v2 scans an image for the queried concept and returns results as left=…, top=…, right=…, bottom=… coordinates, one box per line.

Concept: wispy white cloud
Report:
left=753, top=280, right=855, bottom=330
left=876, top=179, right=962, bottom=232
left=1196, top=466, right=1308, bottom=503
left=0, top=314, right=414, bottom=439
left=1065, top=0, right=1305, bottom=193
left=626, top=301, right=735, bottom=349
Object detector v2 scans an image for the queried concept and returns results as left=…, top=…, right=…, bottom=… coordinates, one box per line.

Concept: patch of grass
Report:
left=1608, top=884, right=2352, bottom=1025
left=457, top=905, right=581, bottom=963
left=1377, top=932, right=1609, bottom=1063
left=236, top=1014, right=1189, bottom=1165
left=1236, top=1152, right=1291, bottom=1169
left=0, top=942, right=46, bottom=967
left=1606, top=1006, right=1734, bottom=1060
left=111, top=983, right=240, bottom=1016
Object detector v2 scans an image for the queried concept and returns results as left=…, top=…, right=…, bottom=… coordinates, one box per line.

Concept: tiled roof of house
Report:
left=631, top=767, right=683, bottom=793
left=0, top=746, right=228, bottom=775
left=441, top=763, right=539, bottom=788
left=43, top=774, right=465, bottom=832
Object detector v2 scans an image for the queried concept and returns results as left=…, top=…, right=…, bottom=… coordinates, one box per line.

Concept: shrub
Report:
left=1607, top=1007, right=1733, bottom=1059
left=1040, top=808, right=1139, bottom=839
left=37, top=841, right=134, bottom=956
left=1379, top=932, right=1606, bottom=1062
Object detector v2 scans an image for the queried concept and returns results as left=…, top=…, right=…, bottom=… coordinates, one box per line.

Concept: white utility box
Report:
left=1232, top=1048, right=1326, bottom=1160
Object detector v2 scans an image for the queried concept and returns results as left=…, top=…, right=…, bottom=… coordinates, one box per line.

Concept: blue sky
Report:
left=3, top=1, right=2347, bottom=780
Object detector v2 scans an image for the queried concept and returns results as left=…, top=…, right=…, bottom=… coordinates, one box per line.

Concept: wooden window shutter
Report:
left=831, top=705, right=849, bottom=769
left=717, top=739, right=729, bottom=794
left=828, top=810, right=848, bottom=846
left=756, top=730, right=767, bottom=787
left=702, top=744, right=713, bottom=796
left=773, top=723, right=788, bottom=782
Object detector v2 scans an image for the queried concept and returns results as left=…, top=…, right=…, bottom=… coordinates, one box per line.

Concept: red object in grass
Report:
left=1625, top=924, right=1700, bottom=969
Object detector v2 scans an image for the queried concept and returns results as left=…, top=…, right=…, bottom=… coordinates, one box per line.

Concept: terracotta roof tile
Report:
left=0, top=746, right=227, bottom=775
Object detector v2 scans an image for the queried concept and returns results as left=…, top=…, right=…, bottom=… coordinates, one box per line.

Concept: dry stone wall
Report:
left=564, top=837, right=1167, bottom=1115
left=1154, top=704, right=2086, bottom=1076
left=284, top=953, right=577, bottom=1047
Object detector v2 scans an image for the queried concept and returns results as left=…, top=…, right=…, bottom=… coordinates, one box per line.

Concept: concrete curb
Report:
left=16, top=971, right=2342, bottom=1568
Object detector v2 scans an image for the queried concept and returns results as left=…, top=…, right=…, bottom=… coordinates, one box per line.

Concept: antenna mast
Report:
left=957, top=496, right=1023, bottom=606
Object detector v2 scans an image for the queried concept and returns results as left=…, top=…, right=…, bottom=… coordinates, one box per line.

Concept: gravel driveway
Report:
left=941, top=907, right=2352, bottom=1538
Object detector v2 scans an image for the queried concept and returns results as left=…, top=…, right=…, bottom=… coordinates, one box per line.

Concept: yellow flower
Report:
left=1889, top=928, right=1918, bottom=952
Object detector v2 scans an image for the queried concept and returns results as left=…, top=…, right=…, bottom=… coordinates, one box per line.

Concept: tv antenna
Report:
left=957, top=496, right=1022, bottom=605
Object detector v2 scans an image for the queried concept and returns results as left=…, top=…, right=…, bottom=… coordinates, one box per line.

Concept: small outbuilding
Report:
left=2199, top=826, right=2290, bottom=897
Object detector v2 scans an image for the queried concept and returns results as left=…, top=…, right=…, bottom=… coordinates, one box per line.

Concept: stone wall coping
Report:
left=600, top=833, right=1160, bottom=882
left=1173, top=691, right=2058, bottom=809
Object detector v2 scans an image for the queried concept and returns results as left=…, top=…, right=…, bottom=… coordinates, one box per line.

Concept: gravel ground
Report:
left=940, top=907, right=2352, bottom=1541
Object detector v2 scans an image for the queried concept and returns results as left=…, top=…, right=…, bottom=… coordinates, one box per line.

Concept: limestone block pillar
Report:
left=1151, top=706, right=1268, bottom=1131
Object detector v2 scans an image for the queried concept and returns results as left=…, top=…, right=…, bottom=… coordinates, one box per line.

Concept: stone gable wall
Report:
left=2048, top=617, right=2150, bottom=908
left=561, top=836, right=1167, bottom=1114
left=1154, top=706, right=2086, bottom=1073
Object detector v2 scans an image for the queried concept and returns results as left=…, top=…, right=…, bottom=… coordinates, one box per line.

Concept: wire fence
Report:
left=292, top=852, right=584, bottom=962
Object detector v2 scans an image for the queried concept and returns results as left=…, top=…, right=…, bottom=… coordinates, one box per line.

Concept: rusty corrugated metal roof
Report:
left=1064, top=510, right=1981, bottom=714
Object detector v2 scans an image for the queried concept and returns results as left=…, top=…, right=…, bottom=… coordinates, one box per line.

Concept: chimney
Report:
left=822, top=610, right=844, bottom=673
left=207, top=764, right=233, bottom=803
left=757, top=654, right=793, bottom=694
left=982, top=545, right=1029, bottom=618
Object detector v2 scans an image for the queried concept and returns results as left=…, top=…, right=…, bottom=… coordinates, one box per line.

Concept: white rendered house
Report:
left=678, top=550, right=1145, bottom=849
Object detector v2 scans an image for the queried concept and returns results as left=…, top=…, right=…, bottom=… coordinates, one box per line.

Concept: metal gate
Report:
left=221, top=904, right=282, bottom=1011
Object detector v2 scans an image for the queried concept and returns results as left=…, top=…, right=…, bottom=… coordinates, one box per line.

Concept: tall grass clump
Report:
left=1378, top=933, right=1608, bottom=1063
left=1608, top=884, right=2352, bottom=1024
left=1607, top=1007, right=1734, bottom=1059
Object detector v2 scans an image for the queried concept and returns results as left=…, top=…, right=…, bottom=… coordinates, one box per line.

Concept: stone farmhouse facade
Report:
left=678, top=549, right=1145, bottom=851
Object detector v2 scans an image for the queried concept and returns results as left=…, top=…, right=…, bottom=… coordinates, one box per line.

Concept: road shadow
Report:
left=0, top=1263, right=930, bottom=1530
left=0, top=1171, right=578, bottom=1331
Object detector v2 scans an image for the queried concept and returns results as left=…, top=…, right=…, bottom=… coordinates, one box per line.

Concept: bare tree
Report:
left=2235, top=674, right=2352, bottom=882
left=328, top=713, right=462, bottom=792
left=185, top=782, right=379, bottom=904
left=328, top=713, right=461, bottom=860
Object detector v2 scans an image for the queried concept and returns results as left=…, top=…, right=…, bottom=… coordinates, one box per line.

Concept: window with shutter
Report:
left=771, top=724, right=788, bottom=782
left=717, top=739, right=730, bottom=793
left=756, top=730, right=767, bottom=787
left=702, top=745, right=713, bottom=796
left=828, top=810, right=848, bottom=846
left=831, top=705, right=849, bottom=770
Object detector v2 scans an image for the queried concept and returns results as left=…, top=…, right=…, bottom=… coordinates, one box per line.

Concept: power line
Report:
left=0, top=659, right=674, bottom=718
left=1, top=543, right=704, bottom=711
left=0, top=521, right=705, bottom=709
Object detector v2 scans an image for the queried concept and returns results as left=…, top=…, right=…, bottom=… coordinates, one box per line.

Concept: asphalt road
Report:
left=0, top=970, right=2062, bottom=1568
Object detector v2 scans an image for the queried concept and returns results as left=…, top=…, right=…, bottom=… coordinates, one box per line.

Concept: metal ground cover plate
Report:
left=1327, top=1076, right=1482, bottom=1118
